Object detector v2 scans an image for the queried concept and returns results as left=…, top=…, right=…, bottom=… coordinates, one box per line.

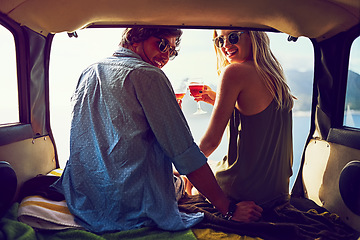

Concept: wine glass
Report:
left=174, top=83, right=187, bottom=108
left=189, top=80, right=207, bottom=115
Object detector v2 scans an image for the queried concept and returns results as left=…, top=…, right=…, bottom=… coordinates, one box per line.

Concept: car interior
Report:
left=0, top=0, right=359, bottom=239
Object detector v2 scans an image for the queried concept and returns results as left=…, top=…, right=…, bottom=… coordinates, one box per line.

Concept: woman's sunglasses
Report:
left=213, top=32, right=245, bottom=48
left=157, top=38, right=178, bottom=60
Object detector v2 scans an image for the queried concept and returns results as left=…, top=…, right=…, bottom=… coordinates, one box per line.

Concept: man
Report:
left=53, top=28, right=262, bottom=233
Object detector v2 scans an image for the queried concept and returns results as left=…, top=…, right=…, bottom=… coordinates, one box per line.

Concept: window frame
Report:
left=0, top=14, right=32, bottom=146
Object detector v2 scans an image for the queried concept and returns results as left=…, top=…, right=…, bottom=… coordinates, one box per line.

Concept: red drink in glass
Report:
left=188, top=79, right=207, bottom=114
left=175, top=93, right=185, bottom=100
left=189, top=84, right=204, bottom=98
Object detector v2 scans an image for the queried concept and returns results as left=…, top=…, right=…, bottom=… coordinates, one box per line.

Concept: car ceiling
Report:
left=0, top=0, right=359, bottom=40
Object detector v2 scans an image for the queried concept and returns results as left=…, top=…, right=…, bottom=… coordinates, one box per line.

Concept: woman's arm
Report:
left=199, top=64, right=246, bottom=157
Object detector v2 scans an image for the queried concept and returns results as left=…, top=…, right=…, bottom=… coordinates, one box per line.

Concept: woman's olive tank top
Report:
left=214, top=99, right=293, bottom=208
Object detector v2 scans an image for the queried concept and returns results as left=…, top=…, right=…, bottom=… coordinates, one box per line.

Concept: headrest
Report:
left=0, top=161, right=17, bottom=217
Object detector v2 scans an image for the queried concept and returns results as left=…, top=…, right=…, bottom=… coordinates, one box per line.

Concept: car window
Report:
left=0, top=24, right=19, bottom=124
left=344, top=36, right=360, bottom=128
left=50, top=29, right=314, bottom=191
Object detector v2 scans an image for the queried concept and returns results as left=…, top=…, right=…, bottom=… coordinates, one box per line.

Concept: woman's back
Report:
left=214, top=100, right=293, bottom=209
left=223, top=62, right=274, bottom=116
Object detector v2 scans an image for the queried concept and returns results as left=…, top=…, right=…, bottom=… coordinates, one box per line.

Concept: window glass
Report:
left=344, top=36, right=360, bottom=128
left=50, top=29, right=314, bottom=191
left=0, top=25, right=18, bottom=124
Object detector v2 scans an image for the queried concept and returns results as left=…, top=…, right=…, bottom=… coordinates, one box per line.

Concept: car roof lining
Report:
left=0, top=0, right=359, bottom=40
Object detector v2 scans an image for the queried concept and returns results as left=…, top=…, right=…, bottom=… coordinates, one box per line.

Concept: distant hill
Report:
left=286, top=69, right=360, bottom=112
left=345, top=70, right=360, bottom=110
left=285, top=69, right=313, bottom=112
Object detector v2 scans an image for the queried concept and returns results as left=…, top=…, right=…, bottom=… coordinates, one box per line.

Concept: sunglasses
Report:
left=156, top=38, right=178, bottom=60
left=213, top=32, right=245, bottom=48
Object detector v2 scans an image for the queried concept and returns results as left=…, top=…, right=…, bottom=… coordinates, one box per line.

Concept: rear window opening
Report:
left=49, top=28, right=314, bottom=190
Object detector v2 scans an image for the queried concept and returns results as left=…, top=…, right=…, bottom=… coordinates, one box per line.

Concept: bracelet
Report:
left=223, top=200, right=237, bottom=220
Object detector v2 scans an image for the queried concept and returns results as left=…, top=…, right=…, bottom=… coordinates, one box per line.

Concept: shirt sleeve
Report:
left=129, top=67, right=207, bottom=175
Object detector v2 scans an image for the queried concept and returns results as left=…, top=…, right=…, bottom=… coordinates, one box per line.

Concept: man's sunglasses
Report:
left=213, top=32, right=245, bottom=48
left=157, top=38, right=178, bottom=60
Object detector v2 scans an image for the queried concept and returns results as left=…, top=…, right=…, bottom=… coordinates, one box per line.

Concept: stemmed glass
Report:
left=189, top=80, right=207, bottom=115
left=174, top=83, right=187, bottom=108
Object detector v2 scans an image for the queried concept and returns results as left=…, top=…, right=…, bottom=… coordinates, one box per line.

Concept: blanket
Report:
left=178, top=194, right=360, bottom=240
left=7, top=170, right=360, bottom=240
left=14, top=170, right=261, bottom=239
left=2, top=203, right=261, bottom=240
left=1, top=203, right=197, bottom=240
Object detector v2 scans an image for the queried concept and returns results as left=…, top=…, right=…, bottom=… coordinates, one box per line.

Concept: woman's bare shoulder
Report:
left=221, top=62, right=257, bottom=83
left=224, top=62, right=255, bottom=73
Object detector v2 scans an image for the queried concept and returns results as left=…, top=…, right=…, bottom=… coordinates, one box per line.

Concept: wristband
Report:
left=223, top=200, right=237, bottom=220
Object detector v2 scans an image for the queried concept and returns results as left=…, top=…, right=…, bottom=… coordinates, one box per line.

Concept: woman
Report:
left=198, top=30, right=294, bottom=209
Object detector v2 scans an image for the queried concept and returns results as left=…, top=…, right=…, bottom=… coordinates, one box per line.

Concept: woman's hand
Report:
left=194, top=85, right=216, bottom=106
left=231, top=201, right=263, bottom=222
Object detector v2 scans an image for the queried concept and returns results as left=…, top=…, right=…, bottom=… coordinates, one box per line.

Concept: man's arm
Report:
left=186, top=163, right=263, bottom=222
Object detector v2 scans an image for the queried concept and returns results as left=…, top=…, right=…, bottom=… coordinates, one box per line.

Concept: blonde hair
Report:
left=213, top=30, right=294, bottom=110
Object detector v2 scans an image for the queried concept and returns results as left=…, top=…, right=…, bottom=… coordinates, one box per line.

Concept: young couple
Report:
left=52, top=27, right=293, bottom=233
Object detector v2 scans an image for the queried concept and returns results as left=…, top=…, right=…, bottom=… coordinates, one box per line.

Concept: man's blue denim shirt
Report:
left=53, top=47, right=206, bottom=233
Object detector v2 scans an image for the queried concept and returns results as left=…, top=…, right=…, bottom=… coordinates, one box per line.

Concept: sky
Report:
left=49, top=28, right=316, bottom=90
left=47, top=28, right=316, bottom=107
